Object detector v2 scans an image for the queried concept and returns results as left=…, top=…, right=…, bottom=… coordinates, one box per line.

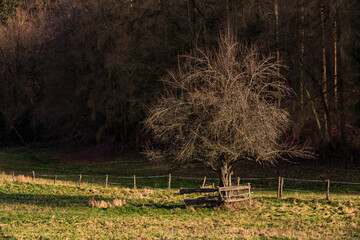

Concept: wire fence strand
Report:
left=283, top=178, right=326, bottom=183
left=330, top=181, right=360, bottom=185
left=2, top=169, right=360, bottom=195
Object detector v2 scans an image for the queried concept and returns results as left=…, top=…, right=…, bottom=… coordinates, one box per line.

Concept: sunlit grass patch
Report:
left=0, top=174, right=359, bottom=239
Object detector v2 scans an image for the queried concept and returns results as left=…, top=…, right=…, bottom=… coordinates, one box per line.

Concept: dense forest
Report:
left=0, top=0, right=359, bottom=161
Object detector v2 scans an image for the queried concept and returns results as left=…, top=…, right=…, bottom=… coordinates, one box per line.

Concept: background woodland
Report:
left=0, top=0, right=359, bottom=162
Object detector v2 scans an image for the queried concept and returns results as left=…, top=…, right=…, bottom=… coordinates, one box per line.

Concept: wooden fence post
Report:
left=248, top=183, right=251, bottom=205
left=277, top=176, right=281, bottom=198
left=202, top=176, right=207, bottom=187
left=236, top=177, right=241, bottom=195
left=12, top=171, right=15, bottom=182
left=32, top=171, right=35, bottom=181
left=168, top=173, right=171, bottom=191
left=54, top=175, right=57, bottom=185
left=229, top=173, right=232, bottom=186
left=105, top=175, right=108, bottom=188
left=79, top=174, right=82, bottom=187
left=326, top=179, right=330, bottom=200
left=133, top=175, right=136, bottom=190
left=280, top=177, right=284, bottom=198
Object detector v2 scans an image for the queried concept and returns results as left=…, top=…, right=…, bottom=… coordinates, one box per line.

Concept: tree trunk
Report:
left=274, top=0, right=281, bottom=107
left=304, top=84, right=324, bottom=141
left=220, top=163, right=231, bottom=187
left=187, top=0, right=193, bottom=35
left=9, top=119, right=24, bottom=145
left=32, top=117, right=37, bottom=143
left=300, top=3, right=305, bottom=107
left=336, top=11, right=346, bottom=147
left=320, top=3, right=328, bottom=106
left=129, top=0, right=133, bottom=17
left=334, top=17, right=338, bottom=109
left=304, top=68, right=333, bottom=145
left=320, top=3, right=331, bottom=143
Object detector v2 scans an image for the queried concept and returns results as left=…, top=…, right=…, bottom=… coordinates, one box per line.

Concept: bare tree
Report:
left=145, top=31, right=314, bottom=186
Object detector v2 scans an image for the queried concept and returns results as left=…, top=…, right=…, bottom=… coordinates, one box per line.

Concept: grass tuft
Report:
left=88, top=198, right=126, bottom=208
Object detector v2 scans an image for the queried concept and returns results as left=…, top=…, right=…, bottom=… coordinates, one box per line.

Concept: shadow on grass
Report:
left=0, top=193, right=115, bottom=207
left=0, top=193, right=187, bottom=210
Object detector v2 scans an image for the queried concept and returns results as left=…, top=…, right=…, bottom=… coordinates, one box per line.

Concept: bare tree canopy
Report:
left=145, top=31, right=314, bottom=186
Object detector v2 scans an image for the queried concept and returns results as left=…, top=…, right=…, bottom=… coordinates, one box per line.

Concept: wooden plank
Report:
left=184, top=196, right=217, bottom=201
left=224, top=197, right=250, bottom=203
left=180, top=188, right=218, bottom=195
left=223, top=192, right=250, bottom=198
left=219, top=190, right=224, bottom=200
left=184, top=198, right=220, bottom=206
left=202, top=176, right=206, bottom=187
left=218, top=186, right=249, bottom=191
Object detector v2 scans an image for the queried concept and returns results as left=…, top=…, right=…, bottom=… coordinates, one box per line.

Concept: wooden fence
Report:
left=1, top=170, right=360, bottom=200
left=179, top=184, right=252, bottom=206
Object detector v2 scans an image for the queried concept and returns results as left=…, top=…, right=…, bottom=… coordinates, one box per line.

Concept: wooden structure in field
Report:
left=179, top=184, right=251, bottom=206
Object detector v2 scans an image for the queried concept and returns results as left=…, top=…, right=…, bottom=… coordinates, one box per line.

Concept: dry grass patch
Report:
left=88, top=198, right=126, bottom=208
left=15, top=174, right=43, bottom=183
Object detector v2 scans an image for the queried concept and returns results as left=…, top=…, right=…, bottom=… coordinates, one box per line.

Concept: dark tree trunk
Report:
left=337, top=10, right=346, bottom=147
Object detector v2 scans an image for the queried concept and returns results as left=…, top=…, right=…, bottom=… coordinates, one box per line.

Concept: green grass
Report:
left=0, top=148, right=162, bottom=175
left=0, top=177, right=359, bottom=239
left=0, top=148, right=359, bottom=239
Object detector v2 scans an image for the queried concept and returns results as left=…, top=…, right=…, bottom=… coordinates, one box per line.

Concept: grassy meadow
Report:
left=0, top=148, right=359, bottom=239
